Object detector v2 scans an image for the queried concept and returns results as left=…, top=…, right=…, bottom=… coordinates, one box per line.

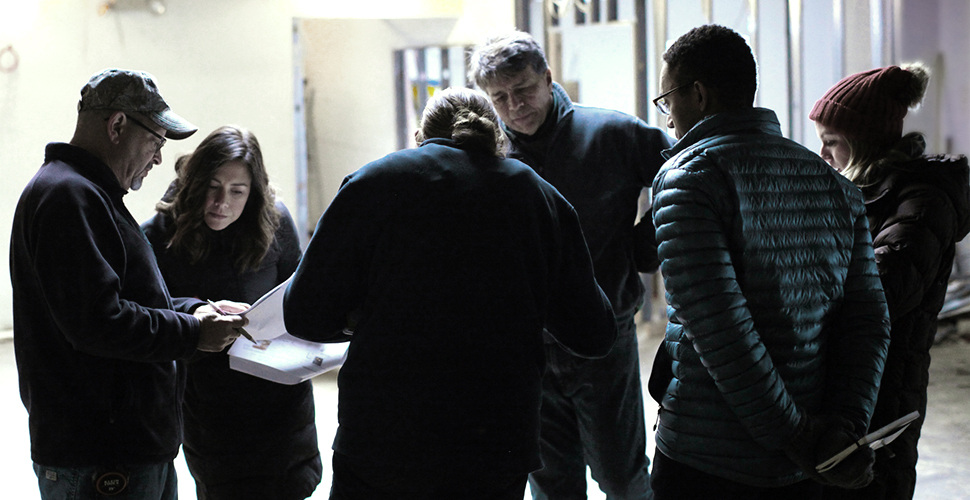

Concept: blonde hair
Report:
left=841, top=133, right=926, bottom=187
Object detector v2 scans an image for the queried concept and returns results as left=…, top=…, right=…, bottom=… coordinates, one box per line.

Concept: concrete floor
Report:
left=1, top=324, right=968, bottom=499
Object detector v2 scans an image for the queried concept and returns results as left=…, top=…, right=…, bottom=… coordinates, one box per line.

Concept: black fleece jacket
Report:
left=10, top=143, right=203, bottom=466
left=504, top=83, right=672, bottom=318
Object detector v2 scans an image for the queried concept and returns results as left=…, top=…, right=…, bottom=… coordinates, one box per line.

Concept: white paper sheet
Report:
left=227, top=275, right=348, bottom=384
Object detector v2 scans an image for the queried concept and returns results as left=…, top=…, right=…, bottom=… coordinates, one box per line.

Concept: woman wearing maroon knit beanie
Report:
left=810, top=64, right=970, bottom=500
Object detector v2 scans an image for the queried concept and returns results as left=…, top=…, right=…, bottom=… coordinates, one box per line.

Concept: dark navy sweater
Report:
left=283, top=139, right=617, bottom=474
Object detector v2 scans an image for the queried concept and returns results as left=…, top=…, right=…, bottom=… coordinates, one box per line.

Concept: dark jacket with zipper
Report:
left=10, top=142, right=203, bottom=467
left=505, top=83, right=672, bottom=318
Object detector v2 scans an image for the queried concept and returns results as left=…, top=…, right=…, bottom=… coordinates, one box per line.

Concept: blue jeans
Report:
left=529, top=316, right=652, bottom=499
left=34, top=462, right=177, bottom=500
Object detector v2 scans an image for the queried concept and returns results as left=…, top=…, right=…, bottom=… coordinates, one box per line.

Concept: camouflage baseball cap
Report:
left=77, top=68, right=198, bottom=140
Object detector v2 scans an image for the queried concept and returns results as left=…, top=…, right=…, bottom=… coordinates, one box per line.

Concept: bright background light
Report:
left=0, top=0, right=41, bottom=41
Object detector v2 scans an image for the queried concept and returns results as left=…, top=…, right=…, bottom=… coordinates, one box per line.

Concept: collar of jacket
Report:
left=44, top=142, right=127, bottom=198
left=865, top=152, right=970, bottom=239
left=420, top=136, right=503, bottom=155
left=662, top=107, right=783, bottom=160
left=418, top=137, right=457, bottom=148
left=863, top=133, right=928, bottom=205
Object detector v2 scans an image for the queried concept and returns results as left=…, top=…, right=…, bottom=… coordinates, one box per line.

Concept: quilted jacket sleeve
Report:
left=825, top=206, right=892, bottom=432
left=653, top=158, right=801, bottom=449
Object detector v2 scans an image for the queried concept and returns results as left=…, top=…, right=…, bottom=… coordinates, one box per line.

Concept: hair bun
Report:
left=419, top=87, right=507, bottom=157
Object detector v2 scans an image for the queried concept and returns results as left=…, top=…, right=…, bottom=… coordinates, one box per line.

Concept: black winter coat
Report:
left=142, top=203, right=322, bottom=497
left=505, top=83, right=672, bottom=317
left=827, top=141, right=970, bottom=500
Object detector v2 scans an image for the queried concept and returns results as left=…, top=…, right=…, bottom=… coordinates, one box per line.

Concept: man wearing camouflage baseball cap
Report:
left=10, top=68, right=245, bottom=499
left=78, top=68, right=197, bottom=140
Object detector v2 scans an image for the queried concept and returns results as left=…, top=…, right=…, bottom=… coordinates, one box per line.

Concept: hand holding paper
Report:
left=785, top=413, right=874, bottom=489
left=195, top=307, right=249, bottom=352
left=207, top=299, right=257, bottom=345
left=206, top=299, right=249, bottom=315
left=235, top=277, right=290, bottom=340
left=816, top=411, right=920, bottom=473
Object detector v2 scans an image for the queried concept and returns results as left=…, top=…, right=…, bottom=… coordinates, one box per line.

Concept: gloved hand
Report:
left=784, top=412, right=874, bottom=489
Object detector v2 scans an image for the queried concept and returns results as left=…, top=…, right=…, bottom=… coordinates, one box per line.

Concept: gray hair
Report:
left=469, top=31, right=548, bottom=89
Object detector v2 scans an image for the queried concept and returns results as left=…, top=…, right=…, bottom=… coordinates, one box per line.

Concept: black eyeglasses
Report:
left=127, top=115, right=167, bottom=152
left=652, top=83, right=690, bottom=115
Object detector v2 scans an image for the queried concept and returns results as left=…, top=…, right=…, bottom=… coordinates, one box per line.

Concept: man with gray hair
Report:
left=470, top=31, right=672, bottom=499
left=10, top=68, right=245, bottom=500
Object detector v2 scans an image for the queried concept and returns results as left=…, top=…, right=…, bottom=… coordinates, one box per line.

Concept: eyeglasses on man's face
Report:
left=652, top=83, right=690, bottom=115
left=127, top=114, right=167, bottom=152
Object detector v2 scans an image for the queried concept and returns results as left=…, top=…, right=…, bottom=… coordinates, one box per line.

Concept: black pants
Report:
left=651, top=450, right=823, bottom=500
left=330, top=452, right=528, bottom=500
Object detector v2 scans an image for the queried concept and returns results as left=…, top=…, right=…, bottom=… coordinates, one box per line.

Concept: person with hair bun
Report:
left=811, top=64, right=970, bottom=500
left=283, top=87, right=617, bottom=499
left=142, top=125, right=322, bottom=500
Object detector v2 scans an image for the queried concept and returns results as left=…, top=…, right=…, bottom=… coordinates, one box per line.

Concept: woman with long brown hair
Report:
left=142, top=125, right=321, bottom=500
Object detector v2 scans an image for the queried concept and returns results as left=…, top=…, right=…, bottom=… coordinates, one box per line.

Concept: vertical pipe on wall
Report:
left=440, top=47, right=451, bottom=89
left=635, top=0, right=648, bottom=120
left=787, top=0, right=803, bottom=143
left=870, top=0, right=900, bottom=67
left=651, top=0, right=667, bottom=128
left=891, top=0, right=902, bottom=63
left=394, top=50, right=408, bottom=151
left=516, top=0, right=531, bottom=32
left=292, top=19, right=309, bottom=246
left=870, top=0, right=884, bottom=67
left=749, top=0, right=760, bottom=106
left=834, top=0, right=845, bottom=77
left=416, top=48, right=429, bottom=115
left=543, top=0, right=552, bottom=70
left=701, top=0, right=713, bottom=23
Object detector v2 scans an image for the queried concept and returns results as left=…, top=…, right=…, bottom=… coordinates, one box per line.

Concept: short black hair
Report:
left=663, top=24, right=757, bottom=110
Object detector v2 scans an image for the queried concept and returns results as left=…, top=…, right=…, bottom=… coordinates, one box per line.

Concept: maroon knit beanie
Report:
left=809, top=65, right=916, bottom=146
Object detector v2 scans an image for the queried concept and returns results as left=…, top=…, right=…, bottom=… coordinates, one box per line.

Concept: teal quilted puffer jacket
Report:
left=651, top=108, right=891, bottom=488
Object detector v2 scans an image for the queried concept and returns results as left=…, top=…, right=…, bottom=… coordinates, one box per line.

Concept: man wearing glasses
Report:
left=10, top=68, right=246, bottom=500
left=648, top=25, right=890, bottom=499
left=470, top=32, right=671, bottom=499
